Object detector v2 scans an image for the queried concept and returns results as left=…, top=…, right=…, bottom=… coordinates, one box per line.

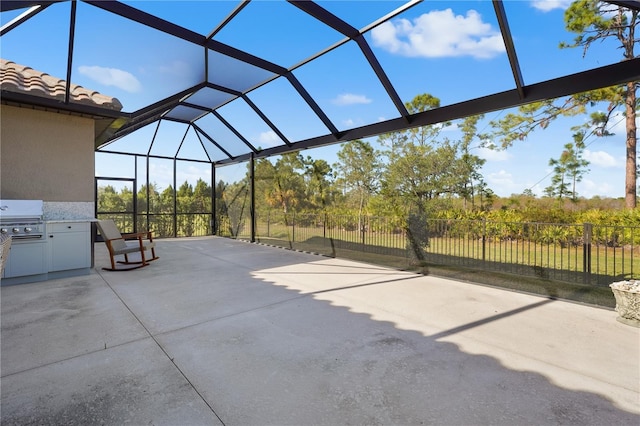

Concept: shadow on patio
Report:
left=1, top=236, right=639, bottom=425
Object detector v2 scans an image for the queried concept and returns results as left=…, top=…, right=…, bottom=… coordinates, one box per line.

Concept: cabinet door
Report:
left=4, top=242, right=48, bottom=278
left=49, top=223, right=91, bottom=271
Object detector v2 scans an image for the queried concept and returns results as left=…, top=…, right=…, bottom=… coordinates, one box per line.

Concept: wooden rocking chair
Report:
left=96, top=220, right=159, bottom=271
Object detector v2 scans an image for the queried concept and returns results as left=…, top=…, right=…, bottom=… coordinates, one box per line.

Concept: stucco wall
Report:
left=1, top=105, right=95, bottom=202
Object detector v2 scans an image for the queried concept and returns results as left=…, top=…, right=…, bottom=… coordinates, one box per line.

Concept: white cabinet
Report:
left=48, top=222, right=91, bottom=272
left=3, top=242, right=48, bottom=278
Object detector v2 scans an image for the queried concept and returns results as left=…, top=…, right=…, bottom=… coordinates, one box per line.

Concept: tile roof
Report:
left=0, top=59, right=122, bottom=111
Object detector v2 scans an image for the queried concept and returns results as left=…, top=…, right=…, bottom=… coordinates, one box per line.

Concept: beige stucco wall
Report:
left=1, top=105, right=95, bottom=202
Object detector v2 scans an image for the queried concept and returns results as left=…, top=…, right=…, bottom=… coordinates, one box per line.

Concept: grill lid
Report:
left=0, top=200, right=44, bottom=223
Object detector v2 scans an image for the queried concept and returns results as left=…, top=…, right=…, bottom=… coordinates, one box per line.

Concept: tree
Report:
left=97, top=185, right=126, bottom=213
left=193, top=178, right=212, bottom=213
left=302, top=157, right=335, bottom=210
left=563, top=1, right=637, bottom=207
left=334, top=139, right=381, bottom=218
left=177, top=181, right=194, bottom=213
left=221, top=178, right=251, bottom=237
left=457, top=115, right=487, bottom=210
left=383, top=139, right=462, bottom=211
left=490, top=0, right=638, bottom=208
left=379, top=94, right=486, bottom=215
left=214, top=180, right=230, bottom=235
left=379, top=94, right=446, bottom=216
left=254, top=152, right=306, bottom=215
left=137, top=183, right=161, bottom=215
left=565, top=142, right=589, bottom=201
left=378, top=93, right=482, bottom=261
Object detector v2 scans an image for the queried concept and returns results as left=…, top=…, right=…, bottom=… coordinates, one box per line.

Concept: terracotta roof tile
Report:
left=0, top=59, right=122, bottom=111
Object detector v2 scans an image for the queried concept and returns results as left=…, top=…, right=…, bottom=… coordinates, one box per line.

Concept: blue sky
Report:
left=1, top=0, right=635, bottom=199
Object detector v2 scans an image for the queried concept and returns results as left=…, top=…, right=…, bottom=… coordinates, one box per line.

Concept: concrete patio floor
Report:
left=1, top=236, right=639, bottom=425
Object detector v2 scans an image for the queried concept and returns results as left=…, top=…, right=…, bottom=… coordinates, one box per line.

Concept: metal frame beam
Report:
left=0, top=0, right=63, bottom=12
left=211, top=109, right=259, bottom=153
left=1, top=3, right=51, bottom=35
left=192, top=122, right=235, bottom=160
left=4, top=0, right=639, bottom=172
left=64, top=0, right=76, bottom=105
left=207, top=0, right=250, bottom=40
left=493, top=0, right=525, bottom=100
left=241, top=94, right=292, bottom=147
left=285, top=71, right=339, bottom=137
left=606, top=1, right=640, bottom=11
left=289, top=0, right=409, bottom=120
left=214, top=57, right=640, bottom=165
left=84, top=0, right=287, bottom=76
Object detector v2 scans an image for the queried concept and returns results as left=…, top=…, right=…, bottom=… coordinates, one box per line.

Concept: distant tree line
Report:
left=97, top=179, right=214, bottom=237
left=98, top=91, right=634, bottom=238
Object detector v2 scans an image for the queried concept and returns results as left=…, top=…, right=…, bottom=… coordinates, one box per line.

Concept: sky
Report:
left=1, top=0, right=636, bottom=199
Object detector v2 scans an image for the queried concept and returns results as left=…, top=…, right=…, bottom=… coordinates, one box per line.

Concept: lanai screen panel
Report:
left=369, top=0, right=517, bottom=107
left=0, top=0, right=638, bottom=165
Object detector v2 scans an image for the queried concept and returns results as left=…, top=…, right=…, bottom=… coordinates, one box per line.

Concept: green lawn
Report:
left=254, top=222, right=637, bottom=280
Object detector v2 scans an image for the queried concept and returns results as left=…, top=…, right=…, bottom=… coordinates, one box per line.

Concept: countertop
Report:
left=45, top=219, right=97, bottom=223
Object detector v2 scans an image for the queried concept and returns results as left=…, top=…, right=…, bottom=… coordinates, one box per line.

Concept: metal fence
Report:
left=102, top=208, right=638, bottom=286
left=96, top=213, right=212, bottom=238
left=219, top=212, right=638, bottom=287
left=422, top=219, right=637, bottom=286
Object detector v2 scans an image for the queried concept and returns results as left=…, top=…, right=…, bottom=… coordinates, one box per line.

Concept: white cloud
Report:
left=477, top=146, right=511, bottom=162
left=438, top=122, right=456, bottom=132
left=485, top=169, right=546, bottom=197
left=607, top=110, right=640, bottom=135
left=487, top=169, right=515, bottom=186
left=343, top=118, right=355, bottom=127
left=485, top=169, right=522, bottom=196
left=608, top=116, right=625, bottom=135
left=583, top=149, right=621, bottom=168
left=371, top=9, right=505, bottom=59
left=579, top=179, right=617, bottom=198
left=258, top=130, right=280, bottom=147
left=148, top=162, right=173, bottom=190
left=332, top=93, right=372, bottom=106
left=176, top=164, right=209, bottom=185
left=530, top=0, right=573, bottom=12
left=78, top=65, right=142, bottom=93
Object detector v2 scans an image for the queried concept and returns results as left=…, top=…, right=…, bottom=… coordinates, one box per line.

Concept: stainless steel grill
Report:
left=0, top=200, right=45, bottom=241
left=0, top=200, right=48, bottom=280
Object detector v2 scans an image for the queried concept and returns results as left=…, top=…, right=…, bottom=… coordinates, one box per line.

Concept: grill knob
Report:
left=0, top=228, right=7, bottom=234
left=24, top=227, right=32, bottom=233
left=12, top=227, right=20, bottom=234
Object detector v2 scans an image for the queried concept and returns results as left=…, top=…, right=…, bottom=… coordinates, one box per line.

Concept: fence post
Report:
left=361, top=215, right=366, bottom=249
left=482, top=218, right=487, bottom=265
left=323, top=212, right=327, bottom=238
left=583, top=223, right=592, bottom=284
left=249, top=153, right=256, bottom=243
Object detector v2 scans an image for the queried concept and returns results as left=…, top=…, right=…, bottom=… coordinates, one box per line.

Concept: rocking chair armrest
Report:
left=104, top=236, right=124, bottom=245
left=105, top=234, right=147, bottom=256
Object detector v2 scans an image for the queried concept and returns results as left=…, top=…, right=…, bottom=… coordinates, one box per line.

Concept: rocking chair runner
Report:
left=96, top=220, right=159, bottom=271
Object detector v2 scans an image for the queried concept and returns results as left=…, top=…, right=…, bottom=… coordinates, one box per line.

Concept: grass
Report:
left=254, top=222, right=638, bottom=283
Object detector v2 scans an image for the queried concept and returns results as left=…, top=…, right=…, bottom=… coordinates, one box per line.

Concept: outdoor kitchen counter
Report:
left=1, top=201, right=93, bottom=286
left=45, top=219, right=96, bottom=223
left=45, top=220, right=93, bottom=278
